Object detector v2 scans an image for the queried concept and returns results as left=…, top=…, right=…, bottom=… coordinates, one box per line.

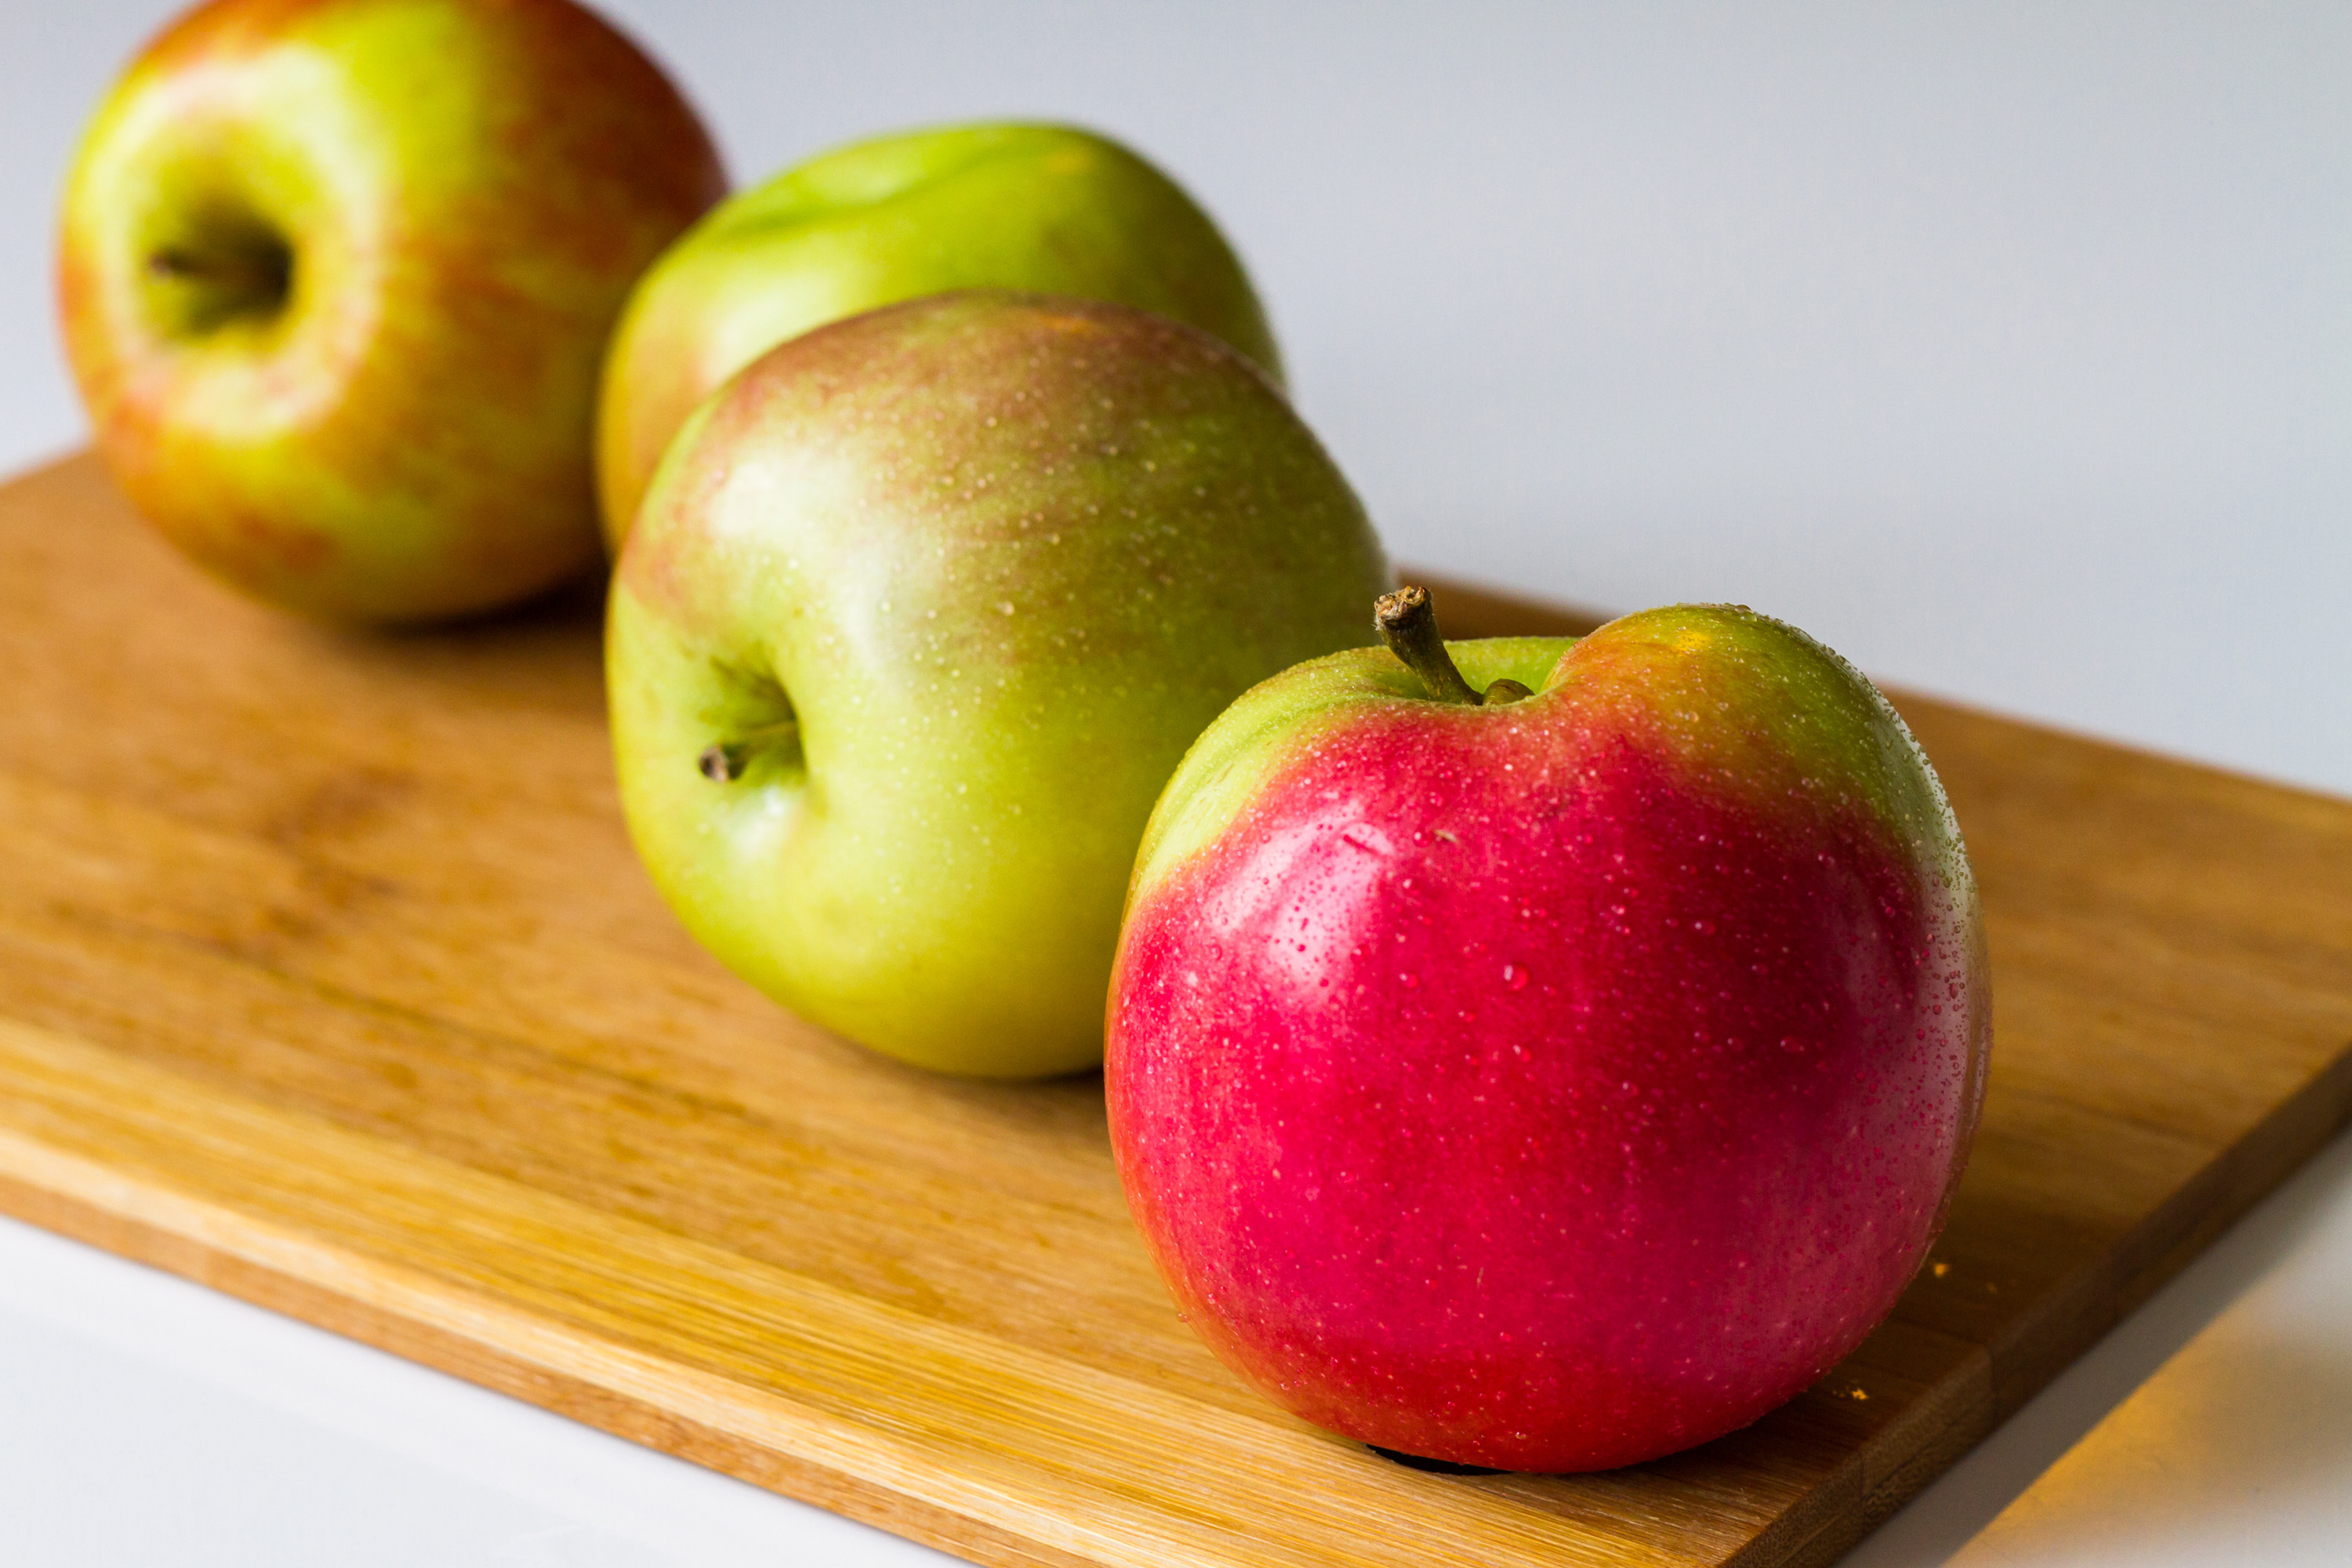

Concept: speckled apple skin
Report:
left=1107, top=606, right=1988, bottom=1472
left=611, top=292, right=1388, bottom=1077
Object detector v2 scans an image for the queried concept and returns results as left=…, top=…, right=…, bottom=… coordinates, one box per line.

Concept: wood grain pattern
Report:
left=0, top=452, right=2346, bottom=1566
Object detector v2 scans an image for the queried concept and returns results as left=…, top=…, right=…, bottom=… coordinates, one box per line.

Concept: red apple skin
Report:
left=57, top=0, right=724, bottom=622
left=1107, top=606, right=1988, bottom=1472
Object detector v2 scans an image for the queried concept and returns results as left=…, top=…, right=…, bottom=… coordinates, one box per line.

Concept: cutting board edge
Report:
left=3, top=1030, right=2347, bottom=1568
left=0, top=1150, right=1102, bottom=1568
left=1745, top=1033, right=2352, bottom=1568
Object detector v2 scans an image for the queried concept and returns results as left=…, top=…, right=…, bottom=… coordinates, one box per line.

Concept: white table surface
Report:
left=2, top=4, right=2347, bottom=1563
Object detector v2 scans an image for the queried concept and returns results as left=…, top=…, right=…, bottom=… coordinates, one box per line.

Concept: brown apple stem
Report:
left=145, top=236, right=296, bottom=336
left=146, top=245, right=289, bottom=296
left=699, top=720, right=799, bottom=782
left=1375, top=586, right=1484, bottom=706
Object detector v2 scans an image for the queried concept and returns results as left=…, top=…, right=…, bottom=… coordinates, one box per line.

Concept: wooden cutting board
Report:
left=1, top=452, right=2347, bottom=1568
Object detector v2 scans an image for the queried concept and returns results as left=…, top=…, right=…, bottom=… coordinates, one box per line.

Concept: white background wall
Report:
left=1, top=5, right=2347, bottom=1566
left=6, top=1, right=2347, bottom=793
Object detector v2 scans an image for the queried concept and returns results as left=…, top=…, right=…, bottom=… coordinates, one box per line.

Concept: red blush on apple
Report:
left=1106, top=596, right=1987, bottom=1473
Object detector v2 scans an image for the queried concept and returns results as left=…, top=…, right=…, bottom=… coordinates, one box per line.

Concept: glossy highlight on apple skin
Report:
left=1107, top=608, right=1988, bottom=1473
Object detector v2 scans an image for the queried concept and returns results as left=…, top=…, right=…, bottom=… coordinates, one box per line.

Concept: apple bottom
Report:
left=1121, top=1098, right=1937, bottom=1474
left=1108, top=731, right=1976, bottom=1473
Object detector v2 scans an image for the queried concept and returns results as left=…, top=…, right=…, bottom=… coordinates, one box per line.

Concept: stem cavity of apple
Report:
left=1374, top=586, right=1531, bottom=707
left=699, top=720, right=800, bottom=782
left=143, top=216, right=295, bottom=337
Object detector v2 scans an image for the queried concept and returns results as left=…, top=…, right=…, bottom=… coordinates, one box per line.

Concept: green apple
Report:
left=594, top=121, right=1282, bottom=551
left=58, top=0, right=724, bottom=622
left=608, top=291, right=1387, bottom=1077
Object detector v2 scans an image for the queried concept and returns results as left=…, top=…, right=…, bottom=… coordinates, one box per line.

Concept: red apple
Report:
left=1106, top=590, right=1988, bottom=1472
left=57, top=0, right=724, bottom=622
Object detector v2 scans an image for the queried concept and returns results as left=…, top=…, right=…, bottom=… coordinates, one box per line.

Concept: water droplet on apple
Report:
left=1502, top=964, right=1530, bottom=990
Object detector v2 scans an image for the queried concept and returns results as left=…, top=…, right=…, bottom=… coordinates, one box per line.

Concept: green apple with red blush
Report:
left=608, top=290, right=1388, bottom=1078
left=1107, top=587, right=1989, bottom=1472
left=57, top=0, right=724, bottom=622
left=596, top=120, right=1283, bottom=550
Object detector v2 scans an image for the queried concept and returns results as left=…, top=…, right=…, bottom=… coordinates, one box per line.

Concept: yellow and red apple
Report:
left=58, top=0, right=724, bottom=622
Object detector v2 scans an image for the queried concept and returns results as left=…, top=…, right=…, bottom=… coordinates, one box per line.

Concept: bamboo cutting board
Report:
left=1, top=452, right=2348, bottom=1568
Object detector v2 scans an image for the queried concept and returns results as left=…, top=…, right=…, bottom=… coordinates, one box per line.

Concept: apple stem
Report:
left=146, top=244, right=291, bottom=303
left=1376, top=586, right=1530, bottom=706
left=1377, top=586, right=1479, bottom=704
left=699, top=720, right=800, bottom=782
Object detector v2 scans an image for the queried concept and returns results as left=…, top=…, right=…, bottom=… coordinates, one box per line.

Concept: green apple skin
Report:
left=595, top=122, right=1282, bottom=551
left=608, top=291, right=1388, bottom=1078
left=58, top=0, right=724, bottom=622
